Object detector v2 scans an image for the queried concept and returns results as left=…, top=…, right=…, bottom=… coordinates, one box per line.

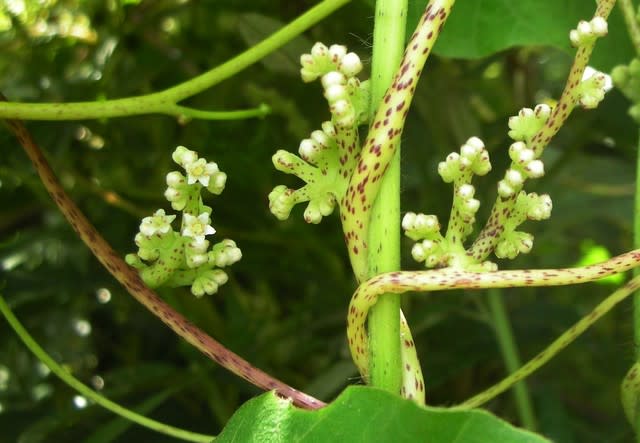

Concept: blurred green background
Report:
left=0, top=0, right=638, bottom=441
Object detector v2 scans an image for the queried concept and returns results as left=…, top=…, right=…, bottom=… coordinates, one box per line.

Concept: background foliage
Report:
left=0, top=0, right=637, bottom=441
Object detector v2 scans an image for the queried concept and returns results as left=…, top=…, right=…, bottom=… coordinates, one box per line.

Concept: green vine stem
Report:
left=0, top=295, right=214, bottom=443
left=341, top=0, right=455, bottom=404
left=468, top=0, right=615, bottom=261
left=486, top=289, right=536, bottom=430
left=0, top=0, right=349, bottom=121
left=169, top=103, right=271, bottom=121
left=464, top=274, right=640, bottom=409
left=347, top=250, right=640, bottom=407
left=366, top=0, right=408, bottom=398
left=619, top=0, right=640, bottom=55
left=614, top=0, right=640, bottom=432
left=1, top=108, right=325, bottom=410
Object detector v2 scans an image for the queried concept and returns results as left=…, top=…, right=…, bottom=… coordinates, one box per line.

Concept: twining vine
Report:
left=5, top=0, right=640, bottom=439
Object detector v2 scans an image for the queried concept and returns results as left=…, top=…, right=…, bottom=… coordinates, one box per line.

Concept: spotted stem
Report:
left=468, top=0, right=616, bottom=262
left=347, top=249, right=640, bottom=404
left=1, top=105, right=325, bottom=410
left=338, top=0, right=455, bottom=405
left=341, top=0, right=456, bottom=283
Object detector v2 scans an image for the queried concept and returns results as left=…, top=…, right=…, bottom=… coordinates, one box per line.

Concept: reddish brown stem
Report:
left=1, top=99, right=325, bottom=410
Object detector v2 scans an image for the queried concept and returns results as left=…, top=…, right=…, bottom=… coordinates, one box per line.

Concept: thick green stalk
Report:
left=0, top=295, right=214, bottom=443
left=0, top=0, right=349, bottom=120
left=487, top=289, right=537, bottom=430
left=367, top=0, right=407, bottom=396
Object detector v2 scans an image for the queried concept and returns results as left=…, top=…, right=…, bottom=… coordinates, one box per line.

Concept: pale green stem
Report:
left=620, top=0, right=640, bottom=434
left=367, top=0, right=408, bottom=396
left=0, top=294, right=214, bottom=442
left=487, top=289, right=537, bottom=430
left=0, top=0, right=350, bottom=120
left=619, top=0, right=640, bottom=55
left=463, top=274, right=640, bottom=408
left=168, top=103, right=271, bottom=120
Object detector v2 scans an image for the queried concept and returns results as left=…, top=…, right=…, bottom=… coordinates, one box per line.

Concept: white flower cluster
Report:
left=165, top=146, right=227, bottom=211
left=578, top=66, right=612, bottom=109
left=300, top=43, right=368, bottom=128
left=498, top=141, right=545, bottom=198
left=507, top=104, right=551, bottom=144
left=402, top=212, right=444, bottom=267
left=437, top=137, right=491, bottom=183
left=182, top=212, right=216, bottom=267
left=300, top=43, right=362, bottom=83
left=298, top=121, right=336, bottom=165
left=127, top=146, right=241, bottom=297
left=569, top=16, right=608, bottom=47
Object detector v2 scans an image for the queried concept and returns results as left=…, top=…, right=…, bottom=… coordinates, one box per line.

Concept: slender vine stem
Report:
left=167, top=103, right=271, bottom=121
left=619, top=0, right=640, bottom=55
left=617, top=0, right=640, bottom=433
left=367, top=0, right=408, bottom=398
left=1, top=105, right=325, bottom=410
left=0, top=295, right=214, bottom=443
left=486, top=289, right=536, bottom=430
left=347, top=249, right=640, bottom=404
left=463, top=274, right=640, bottom=408
left=0, top=0, right=350, bottom=121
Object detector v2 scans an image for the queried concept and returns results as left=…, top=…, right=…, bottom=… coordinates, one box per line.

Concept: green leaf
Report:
left=406, top=0, right=634, bottom=71
left=216, top=386, right=550, bottom=443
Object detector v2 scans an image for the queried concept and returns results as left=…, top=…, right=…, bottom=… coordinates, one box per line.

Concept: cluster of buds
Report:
left=498, top=141, right=545, bottom=198
left=612, top=58, right=640, bottom=122
left=301, top=43, right=369, bottom=128
left=269, top=43, right=368, bottom=225
left=165, top=146, right=227, bottom=211
left=269, top=120, right=341, bottom=223
left=405, top=138, right=495, bottom=269
left=495, top=192, right=552, bottom=259
left=300, top=43, right=363, bottom=83
left=569, top=16, right=608, bottom=47
left=402, top=212, right=446, bottom=267
left=578, top=66, right=613, bottom=109
left=497, top=105, right=551, bottom=198
left=567, top=16, right=611, bottom=109
left=126, top=146, right=241, bottom=297
left=507, top=104, right=550, bottom=144
left=437, top=137, right=491, bottom=183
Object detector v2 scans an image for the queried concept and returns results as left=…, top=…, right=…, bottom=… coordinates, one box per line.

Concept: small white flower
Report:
left=185, top=158, right=220, bottom=187
left=139, top=209, right=175, bottom=236
left=582, top=66, right=613, bottom=92
left=182, top=212, right=216, bottom=242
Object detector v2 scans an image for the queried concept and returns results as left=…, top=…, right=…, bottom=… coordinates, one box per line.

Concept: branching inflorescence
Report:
left=269, top=42, right=370, bottom=225
left=269, top=0, right=455, bottom=404
left=126, top=146, right=242, bottom=297
left=270, top=0, right=624, bottom=408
